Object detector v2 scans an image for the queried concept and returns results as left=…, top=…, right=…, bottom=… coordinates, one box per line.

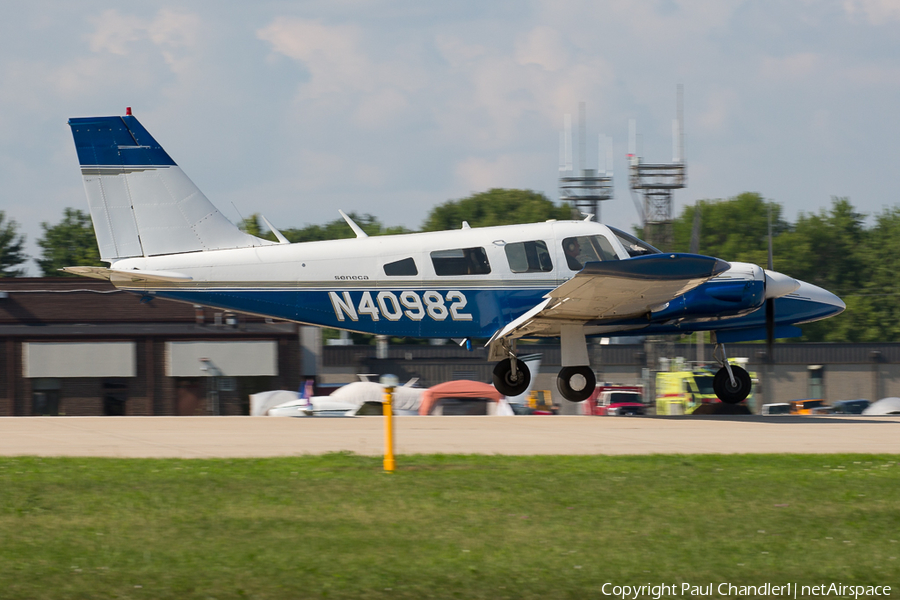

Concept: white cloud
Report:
left=1, top=0, right=900, bottom=272
left=353, top=87, right=409, bottom=129
left=257, top=17, right=426, bottom=130
left=758, top=52, right=821, bottom=80
left=257, top=17, right=369, bottom=97
left=514, top=27, right=569, bottom=71
left=696, top=87, right=740, bottom=135
left=434, top=34, right=488, bottom=67
left=87, top=8, right=203, bottom=69
left=86, top=10, right=145, bottom=55
left=454, top=153, right=548, bottom=192
left=844, top=0, right=900, bottom=24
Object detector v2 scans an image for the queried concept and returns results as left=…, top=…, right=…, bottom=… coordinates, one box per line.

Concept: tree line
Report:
left=0, top=189, right=892, bottom=342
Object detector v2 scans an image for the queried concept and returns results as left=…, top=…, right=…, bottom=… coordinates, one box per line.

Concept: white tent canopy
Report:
left=862, top=397, right=900, bottom=415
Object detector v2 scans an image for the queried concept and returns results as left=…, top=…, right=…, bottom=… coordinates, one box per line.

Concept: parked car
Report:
left=790, top=399, right=826, bottom=415
left=761, top=403, right=791, bottom=416
left=831, top=399, right=870, bottom=414
left=585, top=385, right=645, bottom=416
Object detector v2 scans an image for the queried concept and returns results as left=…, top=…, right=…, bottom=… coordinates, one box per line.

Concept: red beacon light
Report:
left=125, top=107, right=132, bottom=116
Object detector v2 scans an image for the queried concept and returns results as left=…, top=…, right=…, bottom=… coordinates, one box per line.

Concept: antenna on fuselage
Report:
left=338, top=210, right=368, bottom=238
left=260, top=215, right=290, bottom=244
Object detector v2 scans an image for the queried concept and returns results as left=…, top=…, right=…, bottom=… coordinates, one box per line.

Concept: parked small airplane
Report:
left=64, top=112, right=845, bottom=404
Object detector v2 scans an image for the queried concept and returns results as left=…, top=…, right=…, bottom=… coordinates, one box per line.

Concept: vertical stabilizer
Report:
left=69, top=115, right=272, bottom=262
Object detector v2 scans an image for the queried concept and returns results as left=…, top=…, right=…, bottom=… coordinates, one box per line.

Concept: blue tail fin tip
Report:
left=68, top=115, right=176, bottom=168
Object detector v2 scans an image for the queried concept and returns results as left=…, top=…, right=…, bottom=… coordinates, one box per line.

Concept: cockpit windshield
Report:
left=562, top=235, right=619, bottom=270
left=607, top=226, right=661, bottom=257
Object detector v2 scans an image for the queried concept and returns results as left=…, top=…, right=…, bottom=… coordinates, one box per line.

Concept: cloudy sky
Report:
left=2, top=0, right=899, bottom=272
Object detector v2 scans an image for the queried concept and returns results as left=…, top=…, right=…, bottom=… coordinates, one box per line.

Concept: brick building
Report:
left=0, top=278, right=305, bottom=416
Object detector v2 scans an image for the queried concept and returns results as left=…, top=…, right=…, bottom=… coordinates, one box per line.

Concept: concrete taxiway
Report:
left=0, top=415, right=898, bottom=458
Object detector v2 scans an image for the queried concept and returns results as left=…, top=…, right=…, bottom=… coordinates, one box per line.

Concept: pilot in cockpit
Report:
left=564, top=238, right=582, bottom=270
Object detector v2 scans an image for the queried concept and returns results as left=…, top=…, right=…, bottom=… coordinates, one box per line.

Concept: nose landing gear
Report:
left=712, top=343, right=752, bottom=404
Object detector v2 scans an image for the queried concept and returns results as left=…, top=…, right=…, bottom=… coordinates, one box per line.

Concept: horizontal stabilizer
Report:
left=62, top=266, right=193, bottom=283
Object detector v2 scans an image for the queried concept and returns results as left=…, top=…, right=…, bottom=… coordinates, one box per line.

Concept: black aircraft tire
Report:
left=492, top=359, right=531, bottom=397
left=713, top=366, right=752, bottom=404
left=557, top=366, right=596, bottom=402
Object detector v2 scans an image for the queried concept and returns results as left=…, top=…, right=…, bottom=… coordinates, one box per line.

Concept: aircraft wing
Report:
left=487, top=254, right=729, bottom=359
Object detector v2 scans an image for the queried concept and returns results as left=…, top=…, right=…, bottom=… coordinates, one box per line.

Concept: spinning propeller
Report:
left=762, top=206, right=800, bottom=359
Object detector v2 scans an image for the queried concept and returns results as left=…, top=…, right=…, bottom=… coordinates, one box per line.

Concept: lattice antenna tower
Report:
left=559, top=102, right=613, bottom=221
left=628, top=85, right=686, bottom=251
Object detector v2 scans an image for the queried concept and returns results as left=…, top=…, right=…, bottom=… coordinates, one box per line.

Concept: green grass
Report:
left=1, top=454, right=898, bottom=599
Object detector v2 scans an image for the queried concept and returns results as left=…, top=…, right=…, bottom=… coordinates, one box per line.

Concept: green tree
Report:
left=787, top=199, right=900, bottom=343
left=36, top=208, right=102, bottom=276
left=671, top=194, right=879, bottom=342
left=851, top=206, right=900, bottom=341
left=671, top=192, right=790, bottom=265
left=280, top=213, right=409, bottom=243
left=778, top=197, right=867, bottom=293
left=0, top=211, right=27, bottom=277
left=237, top=214, right=277, bottom=242
left=421, top=189, right=573, bottom=231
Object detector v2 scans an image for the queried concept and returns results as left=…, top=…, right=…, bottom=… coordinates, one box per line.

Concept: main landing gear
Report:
left=492, top=357, right=596, bottom=402
left=557, top=365, right=596, bottom=402
left=491, top=332, right=752, bottom=406
left=491, top=325, right=599, bottom=403
left=712, top=343, right=752, bottom=404
left=492, top=356, right=531, bottom=397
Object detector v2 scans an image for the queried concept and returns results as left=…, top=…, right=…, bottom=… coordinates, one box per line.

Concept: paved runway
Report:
left=0, top=415, right=898, bottom=458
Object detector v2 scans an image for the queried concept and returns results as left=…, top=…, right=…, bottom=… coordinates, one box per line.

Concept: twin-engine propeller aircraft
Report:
left=65, top=112, right=845, bottom=404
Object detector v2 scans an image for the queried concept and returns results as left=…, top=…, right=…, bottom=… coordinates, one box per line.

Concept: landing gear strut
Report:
left=712, top=343, right=752, bottom=404
left=557, top=365, right=596, bottom=402
left=555, top=324, right=596, bottom=402
left=493, top=358, right=531, bottom=397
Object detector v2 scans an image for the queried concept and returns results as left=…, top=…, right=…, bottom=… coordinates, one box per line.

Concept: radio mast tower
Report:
left=559, top=102, right=613, bottom=220
left=628, top=85, right=686, bottom=251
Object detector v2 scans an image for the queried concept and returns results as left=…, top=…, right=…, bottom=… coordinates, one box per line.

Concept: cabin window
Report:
left=607, top=226, right=661, bottom=257
left=504, top=240, right=553, bottom=273
left=562, top=235, right=619, bottom=271
left=383, top=257, right=418, bottom=276
left=431, top=247, right=491, bottom=276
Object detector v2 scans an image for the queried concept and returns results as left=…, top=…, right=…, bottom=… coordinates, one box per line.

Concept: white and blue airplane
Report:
left=64, top=112, right=844, bottom=404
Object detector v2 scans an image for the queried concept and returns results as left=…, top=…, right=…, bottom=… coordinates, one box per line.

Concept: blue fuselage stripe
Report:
left=148, top=285, right=839, bottom=339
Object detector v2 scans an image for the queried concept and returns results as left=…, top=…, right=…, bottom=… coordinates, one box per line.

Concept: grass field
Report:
left=1, top=453, right=898, bottom=599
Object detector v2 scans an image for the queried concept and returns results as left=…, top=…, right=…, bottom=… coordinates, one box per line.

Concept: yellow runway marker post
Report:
left=380, top=374, right=398, bottom=472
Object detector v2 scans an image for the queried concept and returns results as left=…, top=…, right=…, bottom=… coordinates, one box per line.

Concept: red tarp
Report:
left=418, top=380, right=503, bottom=415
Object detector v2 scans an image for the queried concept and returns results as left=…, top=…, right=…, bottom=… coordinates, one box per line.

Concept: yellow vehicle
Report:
left=656, top=360, right=755, bottom=415
left=790, top=399, right=826, bottom=415
left=528, top=390, right=557, bottom=415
